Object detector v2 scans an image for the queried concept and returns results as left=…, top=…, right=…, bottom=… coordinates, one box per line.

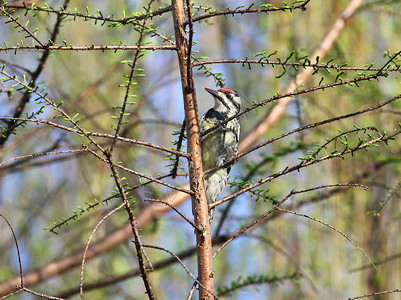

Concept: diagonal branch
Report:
left=0, top=6, right=45, bottom=47
left=0, top=0, right=71, bottom=147
left=145, top=198, right=199, bottom=230
left=276, top=207, right=376, bottom=269
left=204, top=93, right=401, bottom=175
left=213, top=184, right=369, bottom=258
left=239, top=0, right=365, bottom=151
left=80, top=203, right=126, bottom=297
left=211, top=128, right=401, bottom=208
left=108, top=160, right=155, bottom=299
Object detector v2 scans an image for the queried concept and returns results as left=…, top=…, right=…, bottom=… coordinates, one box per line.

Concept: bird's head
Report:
left=205, top=87, right=241, bottom=116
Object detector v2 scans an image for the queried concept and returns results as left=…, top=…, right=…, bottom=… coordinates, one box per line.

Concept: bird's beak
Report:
left=205, top=88, right=220, bottom=98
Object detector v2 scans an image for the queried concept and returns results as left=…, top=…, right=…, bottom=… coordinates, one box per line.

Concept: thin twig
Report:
left=213, top=184, right=369, bottom=258
left=0, top=289, right=23, bottom=300
left=375, top=50, right=401, bottom=76
left=0, top=149, right=87, bottom=168
left=57, top=235, right=227, bottom=298
left=0, top=0, right=71, bottom=146
left=188, top=1, right=312, bottom=24
left=375, top=179, right=401, bottom=214
left=200, top=72, right=390, bottom=139
left=349, top=252, right=401, bottom=273
left=0, top=45, right=176, bottom=52
left=346, top=288, right=401, bottom=300
left=2, top=3, right=172, bottom=24
left=211, top=129, right=401, bottom=208
left=0, top=58, right=32, bottom=74
left=0, top=66, right=107, bottom=155
left=0, top=214, right=23, bottom=287
left=143, top=244, right=214, bottom=297
left=145, top=198, right=200, bottom=230
left=109, top=0, right=154, bottom=154
left=80, top=203, right=125, bottom=298
left=277, top=207, right=376, bottom=270
left=310, top=127, right=380, bottom=158
left=108, top=161, right=155, bottom=299
left=193, top=58, right=401, bottom=72
left=22, top=288, right=65, bottom=300
left=0, top=6, right=45, bottom=46
left=0, top=117, right=189, bottom=157
left=186, top=282, right=197, bottom=300
left=49, top=173, right=175, bottom=233
left=171, top=119, right=187, bottom=178
left=213, top=190, right=294, bottom=259
left=104, top=2, right=157, bottom=296
left=85, top=147, right=194, bottom=195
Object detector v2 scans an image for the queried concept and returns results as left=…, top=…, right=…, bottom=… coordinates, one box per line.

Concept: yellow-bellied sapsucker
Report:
left=200, top=87, right=241, bottom=220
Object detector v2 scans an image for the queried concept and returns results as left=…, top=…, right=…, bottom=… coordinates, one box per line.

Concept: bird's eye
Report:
left=226, top=93, right=233, bottom=100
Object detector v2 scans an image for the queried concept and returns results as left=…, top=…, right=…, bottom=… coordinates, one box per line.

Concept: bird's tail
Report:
left=204, top=169, right=229, bottom=222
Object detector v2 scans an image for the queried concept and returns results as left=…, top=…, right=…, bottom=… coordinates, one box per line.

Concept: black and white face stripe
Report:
left=226, top=92, right=241, bottom=112
left=205, top=88, right=241, bottom=114
left=217, top=95, right=231, bottom=111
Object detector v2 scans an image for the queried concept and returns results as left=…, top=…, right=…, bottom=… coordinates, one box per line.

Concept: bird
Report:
left=200, top=87, right=241, bottom=221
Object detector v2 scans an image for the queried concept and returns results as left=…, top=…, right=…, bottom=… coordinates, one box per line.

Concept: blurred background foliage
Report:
left=1, top=0, right=401, bottom=299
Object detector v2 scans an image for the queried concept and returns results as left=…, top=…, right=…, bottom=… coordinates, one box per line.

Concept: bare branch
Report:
left=189, top=1, right=311, bottom=24
left=2, top=3, right=172, bottom=24
left=0, top=117, right=189, bottom=157
left=80, top=203, right=125, bottom=297
left=143, top=244, right=215, bottom=297
left=0, top=149, right=87, bottom=168
left=193, top=58, right=401, bottom=73
left=85, top=146, right=194, bottom=195
left=22, top=288, right=65, bottom=300
left=0, top=44, right=176, bottom=52
left=145, top=198, right=200, bottom=230
left=346, top=288, right=401, bottom=300
left=110, top=0, right=156, bottom=154
left=0, top=214, right=23, bottom=288
left=276, top=207, right=376, bottom=270
left=213, top=184, right=369, bottom=258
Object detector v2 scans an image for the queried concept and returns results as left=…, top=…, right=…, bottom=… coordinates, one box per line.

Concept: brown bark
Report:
left=172, top=0, right=214, bottom=298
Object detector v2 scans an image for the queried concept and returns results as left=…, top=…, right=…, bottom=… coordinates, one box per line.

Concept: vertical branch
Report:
left=109, top=1, right=154, bottom=153
left=172, top=0, right=214, bottom=298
